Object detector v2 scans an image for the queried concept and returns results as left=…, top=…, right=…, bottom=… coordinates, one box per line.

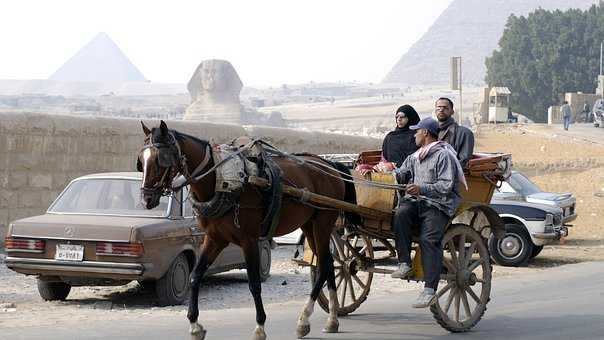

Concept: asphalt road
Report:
left=526, top=123, right=604, bottom=145
left=3, top=261, right=603, bottom=340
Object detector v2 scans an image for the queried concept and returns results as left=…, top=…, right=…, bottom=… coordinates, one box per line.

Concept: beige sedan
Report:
left=4, top=172, right=271, bottom=305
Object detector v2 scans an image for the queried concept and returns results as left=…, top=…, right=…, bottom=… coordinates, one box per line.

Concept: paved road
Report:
left=3, top=261, right=604, bottom=340
left=525, top=123, right=604, bottom=145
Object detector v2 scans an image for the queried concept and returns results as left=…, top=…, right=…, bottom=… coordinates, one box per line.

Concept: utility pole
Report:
left=598, top=42, right=604, bottom=99
left=450, top=56, right=463, bottom=123
left=460, top=57, right=463, bottom=124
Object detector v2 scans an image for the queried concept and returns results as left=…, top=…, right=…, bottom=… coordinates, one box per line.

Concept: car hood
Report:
left=526, top=192, right=573, bottom=205
left=9, top=214, right=165, bottom=242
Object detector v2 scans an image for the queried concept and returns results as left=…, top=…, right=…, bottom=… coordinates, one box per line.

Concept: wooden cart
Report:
left=292, top=152, right=511, bottom=333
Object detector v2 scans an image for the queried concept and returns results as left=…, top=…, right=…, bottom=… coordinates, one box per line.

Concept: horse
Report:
left=137, top=121, right=359, bottom=340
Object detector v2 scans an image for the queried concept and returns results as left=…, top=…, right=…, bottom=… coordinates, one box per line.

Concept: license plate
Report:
left=55, top=244, right=84, bottom=261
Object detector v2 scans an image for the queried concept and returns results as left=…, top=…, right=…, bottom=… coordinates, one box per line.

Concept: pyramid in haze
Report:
left=49, top=32, right=146, bottom=82
left=383, top=0, right=596, bottom=85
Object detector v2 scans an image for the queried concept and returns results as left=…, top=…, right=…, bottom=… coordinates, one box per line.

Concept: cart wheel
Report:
left=311, top=229, right=374, bottom=316
left=431, top=224, right=492, bottom=332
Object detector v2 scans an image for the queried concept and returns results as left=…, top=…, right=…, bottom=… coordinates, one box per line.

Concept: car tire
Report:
left=259, top=239, right=272, bottom=282
left=155, top=253, right=190, bottom=306
left=530, top=245, right=544, bottom=259
left=488, top=223, right=534, bottom=267
left=37, top=279, right=71, bottom=301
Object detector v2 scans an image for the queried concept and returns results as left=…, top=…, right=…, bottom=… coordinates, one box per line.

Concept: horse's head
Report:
left=137, top=120, right=181, bottom=209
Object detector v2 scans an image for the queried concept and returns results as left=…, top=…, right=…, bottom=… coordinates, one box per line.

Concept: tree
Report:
left=485, top=2, right=604, bottom=122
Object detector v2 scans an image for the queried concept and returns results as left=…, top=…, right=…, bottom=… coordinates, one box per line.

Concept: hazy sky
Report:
left=1, top=0, right=453, bottom=86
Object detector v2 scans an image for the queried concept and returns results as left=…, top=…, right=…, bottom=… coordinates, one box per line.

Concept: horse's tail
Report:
left=329, top=161, right=362, bottom=227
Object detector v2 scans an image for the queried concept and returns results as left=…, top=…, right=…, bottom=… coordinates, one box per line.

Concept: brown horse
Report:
left=137, top=121, right=359, bottom=339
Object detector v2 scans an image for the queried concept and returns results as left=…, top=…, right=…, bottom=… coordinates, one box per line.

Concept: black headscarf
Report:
left=382, top=105, right=421, bottom=166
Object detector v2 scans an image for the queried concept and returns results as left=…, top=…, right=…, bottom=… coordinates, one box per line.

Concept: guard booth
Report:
left=488, top=87, right=511, bottom=123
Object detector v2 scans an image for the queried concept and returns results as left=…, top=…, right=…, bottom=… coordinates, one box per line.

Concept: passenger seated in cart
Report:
left=390, top=117, right=467, bottom=308
left=377, top=104, right=421, bottom=171
left=435, top=97, right=475, bottom=168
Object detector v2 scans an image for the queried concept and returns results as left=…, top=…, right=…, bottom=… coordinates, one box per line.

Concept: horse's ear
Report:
left=141, top=121, right=151, bottom=136
left=159, top=120, right=169, bottom=135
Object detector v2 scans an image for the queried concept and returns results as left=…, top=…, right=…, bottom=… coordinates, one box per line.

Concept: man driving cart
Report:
left=390, top=117, right=467, bottom=308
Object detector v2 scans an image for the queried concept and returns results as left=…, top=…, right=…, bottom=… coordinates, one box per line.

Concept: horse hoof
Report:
left=296, top=324, right=311, bottom=338
left=252, top=325, right=267, bottom=340
left=190, top=330, right=206, bottom=340
left=190, top=323, right=207, bottom=340
left=322, top=319, right=339, bottom=333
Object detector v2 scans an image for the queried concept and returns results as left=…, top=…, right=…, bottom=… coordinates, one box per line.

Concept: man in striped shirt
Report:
left=390, top=117, right=465, bottom=308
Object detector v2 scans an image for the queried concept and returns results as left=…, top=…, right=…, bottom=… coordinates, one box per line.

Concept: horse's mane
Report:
left=171, top=130, right=211, bottom=148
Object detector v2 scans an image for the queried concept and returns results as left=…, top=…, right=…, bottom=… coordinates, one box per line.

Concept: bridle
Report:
left=138, top=130, right=212, bottom=197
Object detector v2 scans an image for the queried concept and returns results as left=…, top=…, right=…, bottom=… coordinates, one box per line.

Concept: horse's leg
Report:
left=322, top=251, right=339, bottom=333
left=296, top=223, right=318, bottom=338
left=296, top=218, right=340, bottom=337
left=188, top=237, right=226, bottom=340
left=241, top=239, right=267, bottom=340
left=315, top=214, right=340, bottom=333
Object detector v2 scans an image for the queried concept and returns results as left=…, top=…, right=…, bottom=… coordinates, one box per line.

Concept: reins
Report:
left=169, top=135, right=407, bottom=192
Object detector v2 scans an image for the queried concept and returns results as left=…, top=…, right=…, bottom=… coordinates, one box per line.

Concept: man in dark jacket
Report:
left=381, top=105, right=421, bottom=167
left=435, top=98, right=474, bottom=168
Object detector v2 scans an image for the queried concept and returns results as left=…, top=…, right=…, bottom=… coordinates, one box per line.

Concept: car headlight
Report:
left=544, top=213, right=554, bottom=226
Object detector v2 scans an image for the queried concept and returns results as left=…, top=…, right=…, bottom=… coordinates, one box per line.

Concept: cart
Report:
left=291, top=151, right=512, bottom=332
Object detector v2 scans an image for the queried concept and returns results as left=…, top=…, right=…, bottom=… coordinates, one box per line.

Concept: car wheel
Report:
left=259, top=239, right=272, bottom=282
left=530, top=245, right=544, bottom=259
left=488, top=223, right=534, bottom=267
left=37, top=279, right=71, bottom=301
left=156, top=253, right=190, bottom=306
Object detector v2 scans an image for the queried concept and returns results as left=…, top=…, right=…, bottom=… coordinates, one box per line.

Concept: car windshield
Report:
left=48, top=178, right=170, bottom=217
left=507, top=172, right=542, bottom=196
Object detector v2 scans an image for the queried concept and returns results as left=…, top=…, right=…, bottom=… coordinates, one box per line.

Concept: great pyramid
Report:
left=49, top=32, right=146, bottom=82
left=383, top=0, right=597, bottom=85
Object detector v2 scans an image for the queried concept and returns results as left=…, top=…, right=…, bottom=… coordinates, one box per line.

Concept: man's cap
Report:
left=410, top=117, right=439, bottom=136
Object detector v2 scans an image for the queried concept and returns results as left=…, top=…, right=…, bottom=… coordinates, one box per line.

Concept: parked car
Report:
left=4, top=172, right=271, bottom=305
left=489, top=170, right=574, bottom=266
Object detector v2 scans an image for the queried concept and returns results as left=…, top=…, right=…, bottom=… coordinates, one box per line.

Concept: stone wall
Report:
left=0, top=112, right=380, bottom=247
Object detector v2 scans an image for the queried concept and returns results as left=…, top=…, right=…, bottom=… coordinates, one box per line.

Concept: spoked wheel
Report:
left=430, top=224, right=492, bottom=332
left=312, top=229, right=374, bottom=316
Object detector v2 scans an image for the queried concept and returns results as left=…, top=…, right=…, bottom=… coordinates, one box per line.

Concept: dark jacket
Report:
left=382, top=106, right=421, bottom=167
left=438, top=121, right=474, bottom=168
left=382, top=129, right=418, bottom=167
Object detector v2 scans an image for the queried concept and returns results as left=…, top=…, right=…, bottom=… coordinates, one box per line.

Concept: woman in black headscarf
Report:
left=381, top=104, right=421, bottom=168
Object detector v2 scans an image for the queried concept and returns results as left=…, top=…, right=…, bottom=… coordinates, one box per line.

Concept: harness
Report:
left=145, top=133, right=284, bottom=239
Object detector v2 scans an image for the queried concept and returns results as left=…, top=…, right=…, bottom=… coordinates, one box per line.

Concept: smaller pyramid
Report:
left=49, top=32, right=146, bottom=82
